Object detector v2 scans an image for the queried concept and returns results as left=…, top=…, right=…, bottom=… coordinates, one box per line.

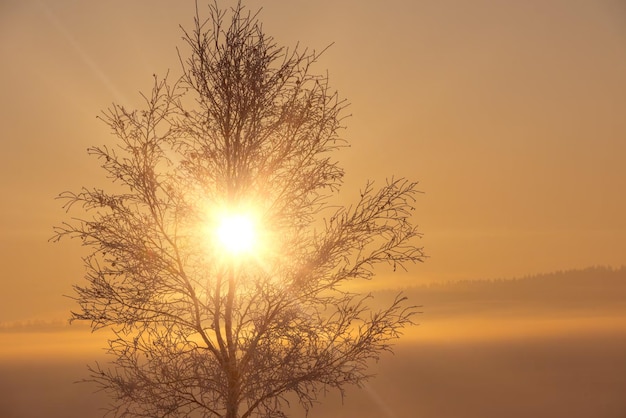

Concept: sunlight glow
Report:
left=216, top=214, right=256, bottom=255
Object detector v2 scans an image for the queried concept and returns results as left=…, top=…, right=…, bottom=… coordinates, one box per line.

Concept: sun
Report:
left=215, top=213, right=256, bottom=255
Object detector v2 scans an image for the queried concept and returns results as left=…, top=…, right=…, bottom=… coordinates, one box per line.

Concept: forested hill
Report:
left=378, top=266, right=626, bottom=318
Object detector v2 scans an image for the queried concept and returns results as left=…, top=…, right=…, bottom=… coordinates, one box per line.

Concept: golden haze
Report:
left=0, top=2, right=625, bottom=417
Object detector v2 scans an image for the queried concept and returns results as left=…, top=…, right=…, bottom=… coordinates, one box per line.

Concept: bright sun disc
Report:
left=216, top=214, right=256, bottom=255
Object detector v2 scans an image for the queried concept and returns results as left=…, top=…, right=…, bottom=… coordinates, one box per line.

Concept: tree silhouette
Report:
left=53, top=2, right=424, bottom=417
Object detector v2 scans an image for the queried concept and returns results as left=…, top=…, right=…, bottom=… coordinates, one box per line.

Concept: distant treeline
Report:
left=434, top=265, right=626, bottom=288
left=376, top=266, right=626, bottom=317
left=0, top=319, right=90, bottom=333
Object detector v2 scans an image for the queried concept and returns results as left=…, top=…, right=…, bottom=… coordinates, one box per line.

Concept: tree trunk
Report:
left=225, top=369, right=239, bottom=418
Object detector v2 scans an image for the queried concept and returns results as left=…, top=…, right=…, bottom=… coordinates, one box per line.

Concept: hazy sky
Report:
left=1, top=0, right=626, bottom=324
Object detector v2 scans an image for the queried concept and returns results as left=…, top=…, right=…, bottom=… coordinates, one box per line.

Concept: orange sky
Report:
left=1, top=0, right=625, bottom=324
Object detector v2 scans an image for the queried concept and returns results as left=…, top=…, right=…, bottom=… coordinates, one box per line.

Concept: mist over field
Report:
left=2, top=267, right=625, bottom=418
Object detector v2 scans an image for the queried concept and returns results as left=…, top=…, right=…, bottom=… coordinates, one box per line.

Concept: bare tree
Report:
left=53, top=2, right=424, bottom=417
